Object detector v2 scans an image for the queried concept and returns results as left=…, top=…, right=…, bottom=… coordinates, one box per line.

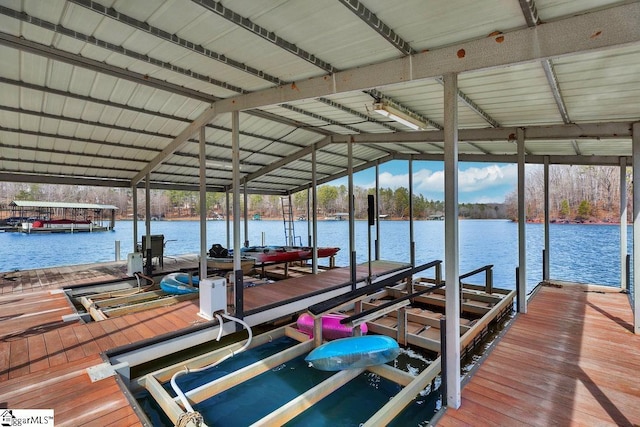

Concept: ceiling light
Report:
left=373, top=102, right=426, bottom=131
left=205, top=161, right=232, bottom=169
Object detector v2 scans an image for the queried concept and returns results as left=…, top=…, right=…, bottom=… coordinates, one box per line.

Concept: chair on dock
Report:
left=141, top=234, right=164, bottom=268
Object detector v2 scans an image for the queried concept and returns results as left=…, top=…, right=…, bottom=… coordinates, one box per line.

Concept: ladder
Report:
left=281, top=195, right=300, bottom=246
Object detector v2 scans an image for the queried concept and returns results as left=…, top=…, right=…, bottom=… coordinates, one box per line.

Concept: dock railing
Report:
left=339, top=281, right=446, bottom=328
left=308, top=259, right=443, bottom=318
left=459, top=264, right=493, bottom=294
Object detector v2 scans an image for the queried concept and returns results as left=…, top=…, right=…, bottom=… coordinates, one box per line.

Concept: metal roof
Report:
left=0, top=0, right=639, bottom=195
left=10, top=200, right=118, bottom=210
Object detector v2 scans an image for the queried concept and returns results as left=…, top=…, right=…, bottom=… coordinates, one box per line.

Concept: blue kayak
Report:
left=160, top=273, right=199, bottom=295
left=305, top=335, right=401, bottom=371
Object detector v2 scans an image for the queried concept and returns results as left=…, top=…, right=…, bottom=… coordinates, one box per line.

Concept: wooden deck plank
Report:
left=122, top=313, right=156, bottom=340
left=0, top=291, right=73, bottom=341
left=0, top=354, right=101, bottom=400
left=12, top=367, right=91, bottom=408
left=148, top=304, right=192, bottom=331
left=85, top=321, right=118, bottom=353
left=8, top=338, right=29, bottom=379
left=99, top=318, right=135, bottom=348
left=437, top=283, right=640, bottom=426
left=130, top=308, right=174, bottom=336
left=42, top=329, right=69, bottom=368
left=0, top=341, right=10, bottom=380
left=53, top=379, right=130, bottom=426
left=58, top=323, right=87, bottom=362
left=110, top=316, right=144, bottom=344
left=26, top=333, right=49, bottom=373
left=243, top=260, right=407, bottom=311
left=474, top=359, right=640, bottom=423
left=101, top=408, right=143, bottom=427
left=72, top=324, right=101, bottom=357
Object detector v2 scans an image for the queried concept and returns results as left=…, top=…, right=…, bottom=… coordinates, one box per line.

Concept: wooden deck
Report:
left=436, top=281, right=640, bottom=426
left=0, top=256, right=409, bottom=426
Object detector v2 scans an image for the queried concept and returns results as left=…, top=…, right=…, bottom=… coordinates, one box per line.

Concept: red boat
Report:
left=240, top=246, right=340, bottom=264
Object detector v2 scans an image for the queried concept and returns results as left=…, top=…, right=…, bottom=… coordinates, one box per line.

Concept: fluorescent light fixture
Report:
left=373, top=102, right=426, bottom=131
left=205, top=160, right=232, bottom=169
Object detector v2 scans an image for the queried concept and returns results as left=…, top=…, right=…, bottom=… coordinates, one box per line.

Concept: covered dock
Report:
left=7, top=200, right=117, bottom=232
left=0, top=0, right=639, bottom=423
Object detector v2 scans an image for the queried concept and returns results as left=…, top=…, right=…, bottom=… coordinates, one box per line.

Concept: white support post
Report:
left=443, top=72, right=461, bottom=409
left=543, top=156, right=550, bottom=281
left=620, top=157, right=627, bottom=291
left=312, top=145, right=318, bottom=274
left=409, top=159, right=415, bottom=267
left=232, top=111, right=242, bottom=317
left=633, top=122, right=640, bottom=334
left=225, top=191, right=231, bottom=249
left=132, top=184, right=138, bottom=252
left=375, top=162, right=381, bottom=260
left=243, top=184, right=249, bottom=247
left=199, top=126, right=207, bottom=279
left=145, top=173, right=151, bottom=252
left=517, top=128, right=527, bottom=313
left=232, top=112, right=241, bottom=270
left=348, top=140, right=356, bottom=289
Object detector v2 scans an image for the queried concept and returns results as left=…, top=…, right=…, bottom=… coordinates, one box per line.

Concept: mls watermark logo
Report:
left=1, top=409, right=54, bottom=426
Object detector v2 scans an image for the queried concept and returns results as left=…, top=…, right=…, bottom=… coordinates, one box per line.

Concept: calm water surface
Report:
left=0, top=219, right=632, bottom=293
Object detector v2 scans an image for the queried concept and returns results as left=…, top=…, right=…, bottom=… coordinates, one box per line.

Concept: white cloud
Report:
left=412, top=164, right=517, bottom=194
left=359, top=163, right=517, bottom=201
left=457, top=164, right=517, bottom=193
left=414, top=169, right=444, bottom=192
left=378, top=171, right=409, bottom=188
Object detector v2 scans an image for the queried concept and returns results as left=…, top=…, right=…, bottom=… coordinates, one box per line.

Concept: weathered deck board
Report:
left=437, top=282, right=640, bottom=426
left=243, top=260, right=406, bottom=311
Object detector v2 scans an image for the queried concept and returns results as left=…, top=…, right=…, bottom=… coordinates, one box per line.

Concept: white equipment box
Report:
left=127, top=252, right=143, bottom=276
left=199, top=277, right=227, bottom=320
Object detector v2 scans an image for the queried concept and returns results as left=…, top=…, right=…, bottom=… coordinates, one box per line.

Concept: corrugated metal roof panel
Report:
left=537, top=0, right=622, bottom=20
left=577, top=139, right=630, bottom=156
left=555, top=45, right=640, bottom=122
left=223, top=0, right=392, bottom=74
left=363, top=0, right=526, bottom=51
left=460, top=63, right=563, bottom=126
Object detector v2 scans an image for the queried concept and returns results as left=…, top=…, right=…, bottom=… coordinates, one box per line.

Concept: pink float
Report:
left=296, top=312, right=368, bottom=341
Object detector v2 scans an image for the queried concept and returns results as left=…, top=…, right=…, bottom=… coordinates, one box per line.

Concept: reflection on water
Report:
left=0, top=220, right=632, bottom=293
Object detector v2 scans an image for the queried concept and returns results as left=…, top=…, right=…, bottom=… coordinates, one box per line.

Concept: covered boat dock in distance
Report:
left=0, top=0, right=639, bottom=424
left=6, top=200, right=117, bottom=232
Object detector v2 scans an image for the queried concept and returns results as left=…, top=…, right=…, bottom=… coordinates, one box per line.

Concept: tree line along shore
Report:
left=0, top=165, right=629, bottom=223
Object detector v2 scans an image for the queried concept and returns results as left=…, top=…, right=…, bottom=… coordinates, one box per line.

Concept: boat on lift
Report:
left=207, top=256, right=256, bottom=273
left=238, top=246, right=340, bottom=264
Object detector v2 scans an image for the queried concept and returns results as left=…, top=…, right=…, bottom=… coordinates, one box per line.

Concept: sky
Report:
left=330, top=160, right=518, bottom=204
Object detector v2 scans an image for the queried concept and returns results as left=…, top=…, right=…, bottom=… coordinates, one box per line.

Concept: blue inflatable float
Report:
left=305, top=335, right=401, bottom=371
left=160, top=273, right=199, bottom=295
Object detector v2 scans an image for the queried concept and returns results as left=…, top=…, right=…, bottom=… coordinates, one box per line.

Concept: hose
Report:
left=104, top=272, right=156, bottom=298
left=170, top=313, right=253, bottom=416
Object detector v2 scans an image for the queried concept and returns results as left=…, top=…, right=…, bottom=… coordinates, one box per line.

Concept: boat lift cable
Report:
left=170, top=312, right=253, bottom=423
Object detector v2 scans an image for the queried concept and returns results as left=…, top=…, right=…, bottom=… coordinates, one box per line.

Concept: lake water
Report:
left=0, top=219, right=632, bottom=294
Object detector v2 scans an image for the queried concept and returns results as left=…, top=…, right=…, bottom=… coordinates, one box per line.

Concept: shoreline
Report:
left=115, top=216, right=628, bottom=225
